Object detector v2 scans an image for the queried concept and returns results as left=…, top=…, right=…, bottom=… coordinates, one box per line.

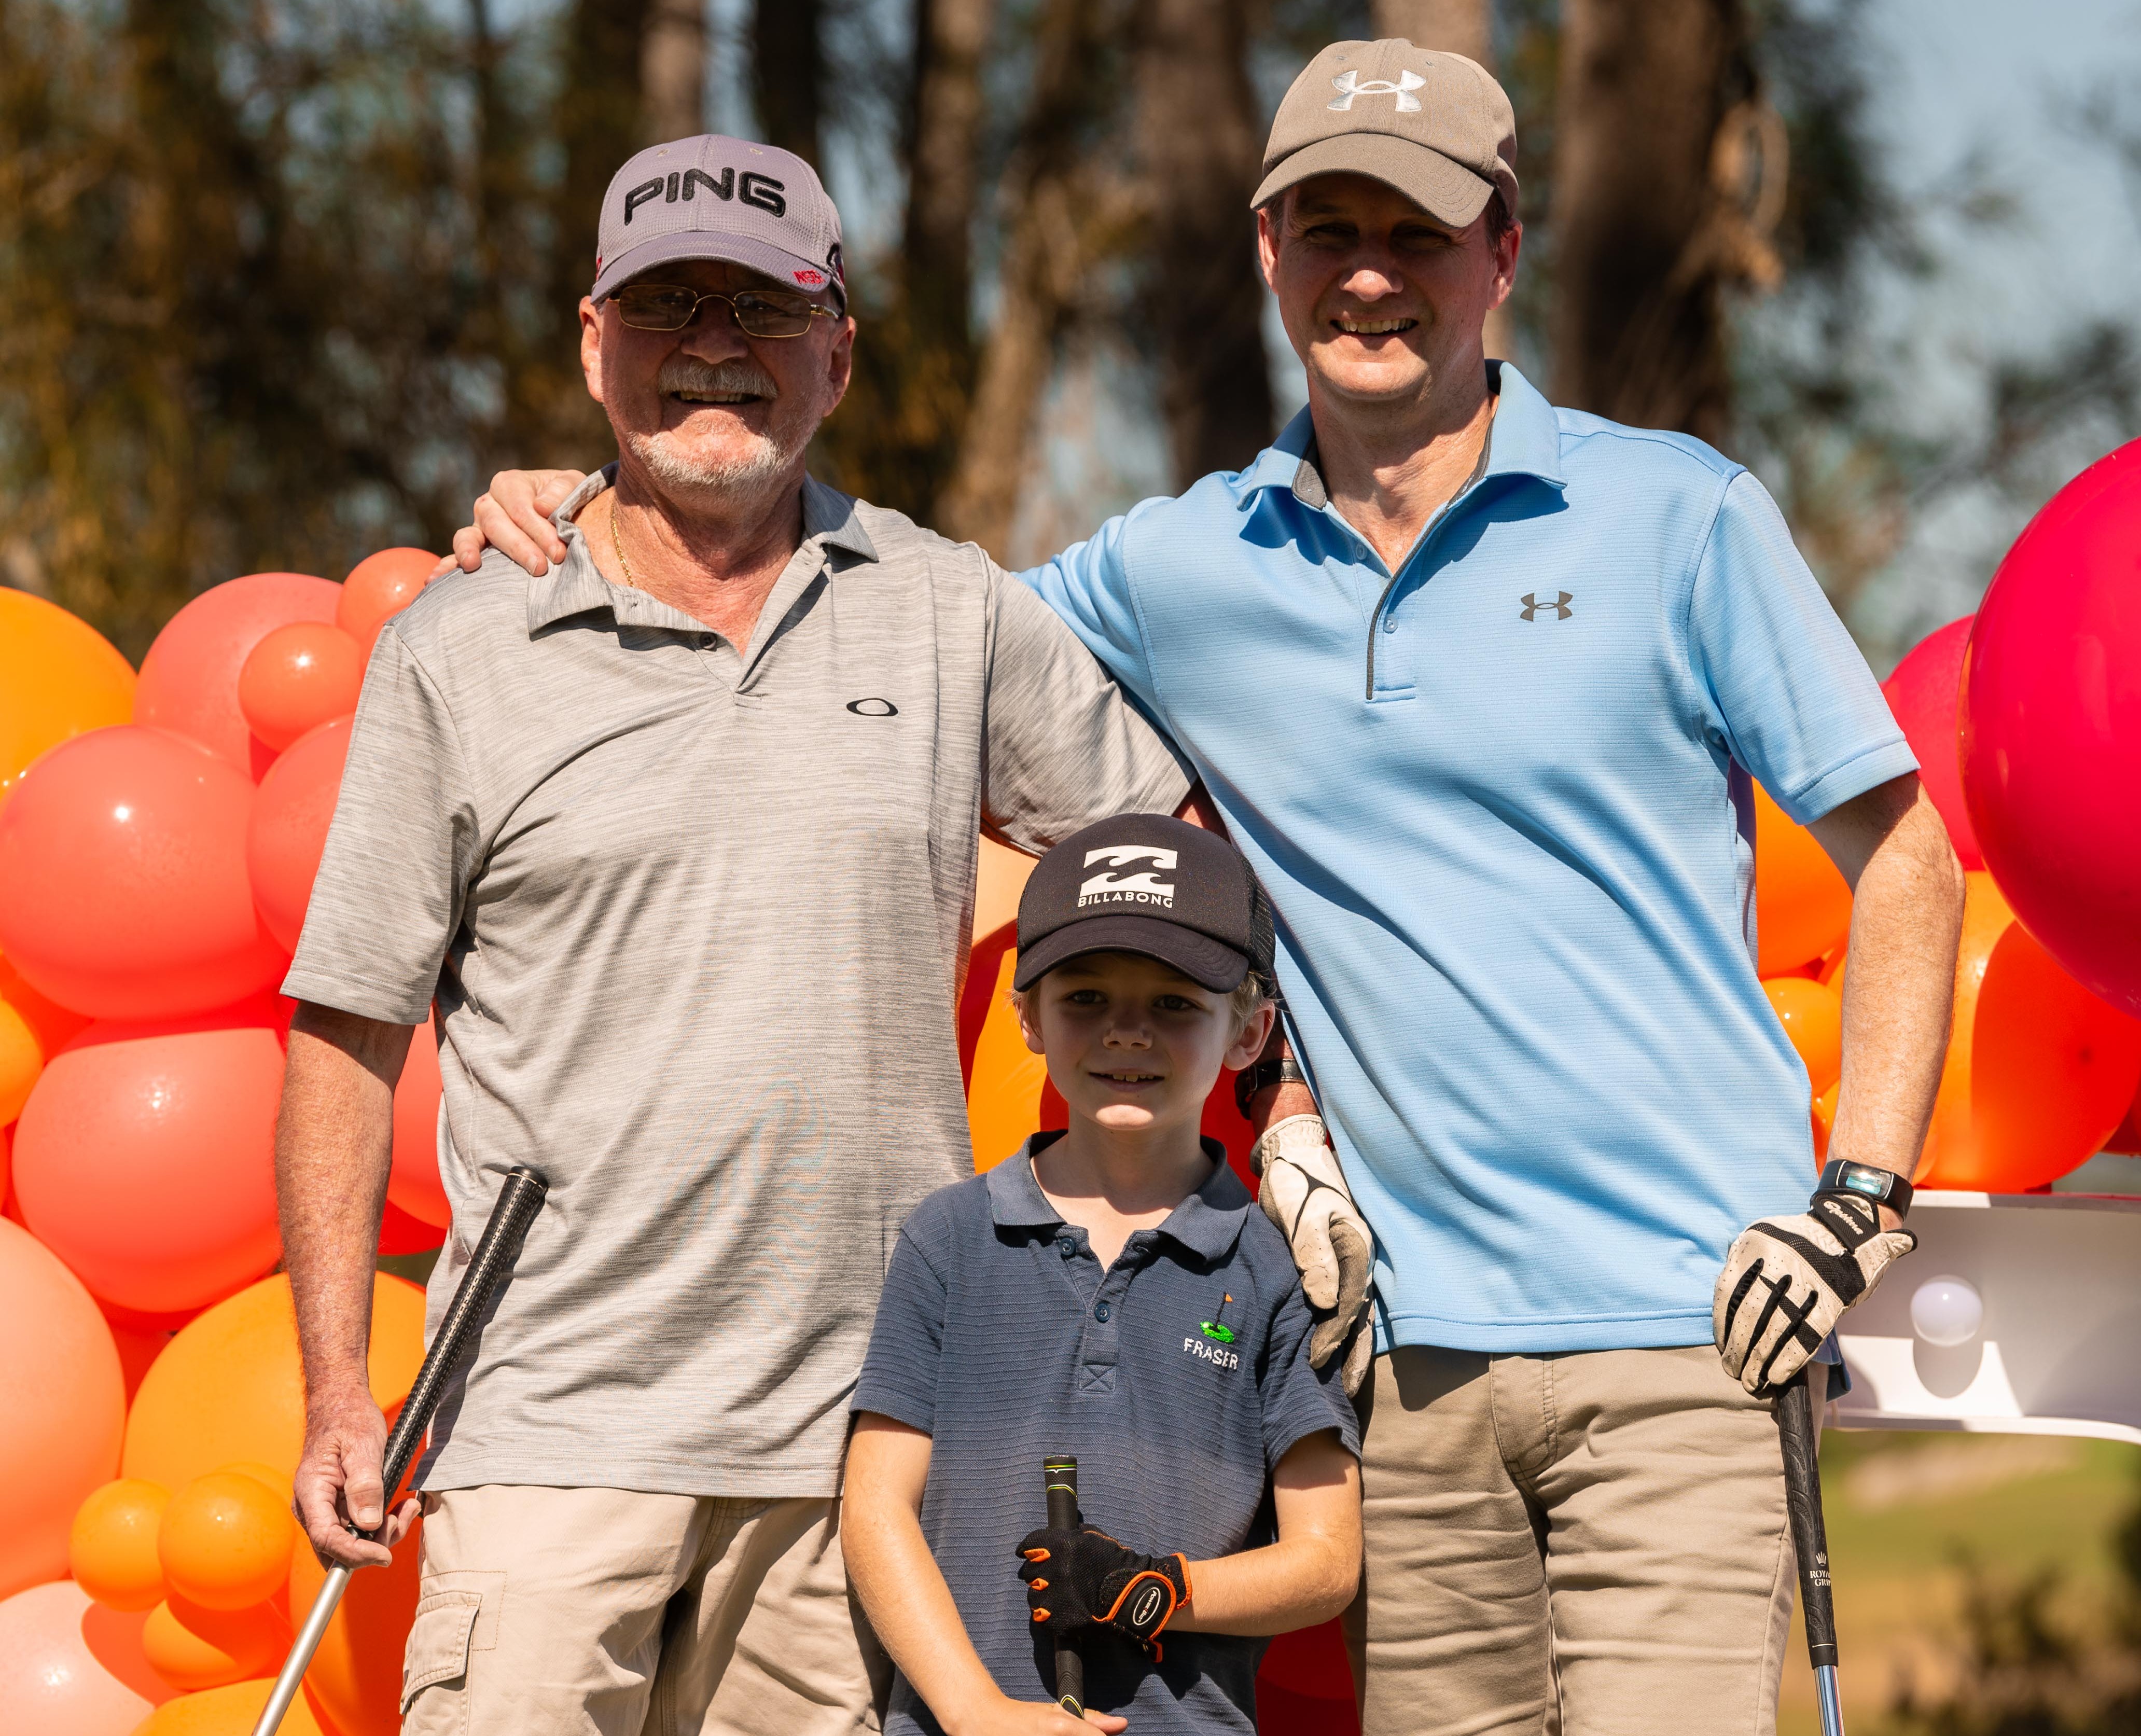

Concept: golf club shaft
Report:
left=1045, top=1455, right=1084, bottom=1717
left=251, top=1165, right=549, bottom=1736
left=1777, top=1372, right=1844, bottom=1736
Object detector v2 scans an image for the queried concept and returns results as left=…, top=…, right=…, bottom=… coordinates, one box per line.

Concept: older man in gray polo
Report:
left=274, top=136, right=1187, bottom=1736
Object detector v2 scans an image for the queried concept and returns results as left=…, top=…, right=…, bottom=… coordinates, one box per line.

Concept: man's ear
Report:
left=1255, top=204, right=1282, bottom=290
left=579, top=297, right=607, bottom=405
left=823, top=314, right=856, bottom=416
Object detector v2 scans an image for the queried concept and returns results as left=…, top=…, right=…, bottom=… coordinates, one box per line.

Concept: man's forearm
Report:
left=1819, top=783, right=1966, bottom=1199
left=277, top=1006, right=414, bottom=1398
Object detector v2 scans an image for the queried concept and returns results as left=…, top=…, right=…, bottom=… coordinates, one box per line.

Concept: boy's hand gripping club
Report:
left=250, top=1165, right=549, bottom=1736
left=1777, top=1372, right=1845, bottom=1736
left=1044, top=1456, right=1085, bottom=1717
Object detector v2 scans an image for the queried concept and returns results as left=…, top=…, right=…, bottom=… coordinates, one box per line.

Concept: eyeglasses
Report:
left=609, top=283, right=837, bottom=339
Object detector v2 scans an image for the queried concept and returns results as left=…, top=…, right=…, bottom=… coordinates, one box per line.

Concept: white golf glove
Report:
left=1714, top=1188, right=1916, bottom=1395
left=1253, top=1115, right=1375, bottom=1395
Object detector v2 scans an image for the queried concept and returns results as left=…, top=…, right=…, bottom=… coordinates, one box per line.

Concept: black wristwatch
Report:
left=1235, top=1055, right=1308, bottom=1120
left=1815, top=1159, right=1913, bottom=1220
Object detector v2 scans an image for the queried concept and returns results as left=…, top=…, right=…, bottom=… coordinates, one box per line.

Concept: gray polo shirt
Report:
left=855, top=1136, right=1359, bottom=1735
left=284, top=471, right=1190, bottom=1496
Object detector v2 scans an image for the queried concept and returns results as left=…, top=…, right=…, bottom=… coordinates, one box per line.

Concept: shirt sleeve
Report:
left=280, top=626, right=480, bottom=1025
left=852, top=1225, right=951, bottom=1437
left=1017, top=508, right=1164, bottom=714
left=982, top=556, right=1190, bottom=855
left=1685, top=470, right=1917, bottom=825
left=1256, top=1279, right=1362, bottom=1475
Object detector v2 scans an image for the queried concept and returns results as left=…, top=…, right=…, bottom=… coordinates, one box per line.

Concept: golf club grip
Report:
left=370, top=1165, right=548, bottom=1531
left=1776, top=1374, right=1838, bottom=1670
left=1044, top=1456, right=1084, bottom=1716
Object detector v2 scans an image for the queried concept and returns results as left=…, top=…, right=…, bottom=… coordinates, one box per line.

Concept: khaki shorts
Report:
left=1345, top=1345, right=1824, bottom=1736
left=401, top=1487, right=890, bottom=1736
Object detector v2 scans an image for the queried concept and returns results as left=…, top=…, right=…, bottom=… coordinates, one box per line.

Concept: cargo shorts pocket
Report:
left=402, top=1589, right=484, bottom=1723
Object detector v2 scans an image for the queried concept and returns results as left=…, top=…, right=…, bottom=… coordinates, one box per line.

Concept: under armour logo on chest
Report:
left=1519, top=592, right=1574, bottom=621
left=1329, top=68, right=1425, bottom=112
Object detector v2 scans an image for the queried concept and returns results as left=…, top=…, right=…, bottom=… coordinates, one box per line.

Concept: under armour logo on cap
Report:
left=1520, top=591, right=1574, bottom=621
left=1329, top=67, right=1425, bottom=112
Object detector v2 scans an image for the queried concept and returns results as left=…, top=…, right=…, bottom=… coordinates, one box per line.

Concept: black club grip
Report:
left=1044, top=1455, right=1084, bottom=1715
left=1776, top=1374, right=1837, bottom=1670
left=369, top=1166, right=548, bottom=1534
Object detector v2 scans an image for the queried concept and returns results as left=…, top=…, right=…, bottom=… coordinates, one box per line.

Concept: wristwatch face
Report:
left=1834, top=1165, right=1891, bottom=1201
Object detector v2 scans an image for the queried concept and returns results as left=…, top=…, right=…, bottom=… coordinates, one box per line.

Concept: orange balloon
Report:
left=133, top=1675, right=331, bottom=1736
left=287, top=1510, right=423, bottom=1734
left=388, top=1015, right=449, bottom=1226
left=1, top=949, right=91, bottom=1072
left=965, top=939, right=1047, bottom=1172
left=0, top=590, right=136, bottom=809
left=122, top=1273, right=428, bottom=1494
left=337, top=547, right=438, bottom=659
left=1753, top=781, right=1852, bottom=976
left=1917, top=873, right=2141, bottom=1191
left=0, top=1579, right=160, bottom=1735
left=237, top=624, right=364, bottom=755
left=0, top=727, right=288, bottom=1020
left=1761, top=977, right=1844, bottom=1096
left=0, top=1002, right=39, bottom=1127
left=135, top=574, right=342, bottom=780
left=245, top=717, right=350, bottom=955
left=0, top=1219, right=125, bottom=1601
left=142, top=1594, right=287, bottom=1692
left=71, top=1479, right=171, bottom=1611
left=13, top=1004, right=285, bottom=1314
left=1811, top=1081, right=1840, bottom=1163
left=159, top=1473, right=296, bottom=1613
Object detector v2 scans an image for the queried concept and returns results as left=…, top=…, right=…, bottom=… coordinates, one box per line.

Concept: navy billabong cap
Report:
left=1013, top=815, right=1276, bottom=994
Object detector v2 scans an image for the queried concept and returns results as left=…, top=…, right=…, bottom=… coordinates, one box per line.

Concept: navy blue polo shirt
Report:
left=854, top=1133, right=1359, bottom=1736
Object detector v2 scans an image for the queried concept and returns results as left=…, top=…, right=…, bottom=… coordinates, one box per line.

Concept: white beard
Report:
left=625, top=355, right=813, bottom=498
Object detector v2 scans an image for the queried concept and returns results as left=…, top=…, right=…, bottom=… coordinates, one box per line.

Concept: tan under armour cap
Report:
left=1254, top=39, right=1519, bottom=226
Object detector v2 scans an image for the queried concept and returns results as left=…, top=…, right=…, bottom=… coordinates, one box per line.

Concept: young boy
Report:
left=845, top=814, right=1361, bottom=1735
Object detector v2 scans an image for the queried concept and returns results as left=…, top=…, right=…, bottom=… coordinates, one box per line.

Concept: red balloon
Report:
left=1962, top=440, right=2141, bottom=1017
left=0, top=727, right=287, bottom=1020
left=245, top=717, right=351, bottom=955
left=236, top=623, right=363, bottom=754
left=388, top=1015, right=449, bottom=1228
left=135, top=574, right=340, bottom=780
left=337, top=548, right=438, bottom=660
left=1881, top=616, right=1980, bottom=870
left=12, top=1004, right=284, bottom=1314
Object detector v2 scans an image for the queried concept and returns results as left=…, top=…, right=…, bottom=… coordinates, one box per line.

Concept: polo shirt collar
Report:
left=988, top=1132, right=1255, bottom=1262
left=525, top=466, right=879, bottom=636
left=1233, top=358, right=1567, bottom=513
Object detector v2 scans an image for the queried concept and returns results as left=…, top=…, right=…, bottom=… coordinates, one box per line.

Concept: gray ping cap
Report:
left=592, top=135, right=846, bottom=310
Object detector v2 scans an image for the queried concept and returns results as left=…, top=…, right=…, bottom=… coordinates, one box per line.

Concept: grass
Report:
left=1777, top=1428, right=2141, bottom=1734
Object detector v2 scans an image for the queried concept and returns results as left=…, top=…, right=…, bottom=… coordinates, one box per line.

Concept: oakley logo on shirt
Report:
left=844, top=697, right=899, bottom=716
left=1078, top=845, right=1177, bottom=908
left=1519, top=591, right=1574, bottom=621
left=1328, top=68, right=1425, bottom=112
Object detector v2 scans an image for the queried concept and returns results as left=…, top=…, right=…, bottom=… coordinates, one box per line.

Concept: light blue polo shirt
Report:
left=1021, top=363, right=1916, bottom=1354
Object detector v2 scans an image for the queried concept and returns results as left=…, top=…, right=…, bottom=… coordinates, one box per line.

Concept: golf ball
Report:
left=1910, top=1274, right=1984, bottom=1346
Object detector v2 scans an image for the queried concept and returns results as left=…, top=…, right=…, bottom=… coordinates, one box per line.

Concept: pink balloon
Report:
left=0, top=1221, right=124, bottom=1601
left=388, top=1014, right=449, bottom=1228
left=0, top=1581, right=161, bottom=1735
left=0, top=726, right=287, bottom=1020
left=1881, top=616, right=1980, bottom=869
left=246, top=716, right=351, bottom=955
left=1962, top=440, right=2141, bottom=1017
left=13, top=1005, right=285, bottom=1315
left=135, top=574, right=340, bottom=780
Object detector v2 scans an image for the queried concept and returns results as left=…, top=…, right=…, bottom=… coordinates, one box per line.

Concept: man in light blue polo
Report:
left=455, top=39, right=1965, bottom=1736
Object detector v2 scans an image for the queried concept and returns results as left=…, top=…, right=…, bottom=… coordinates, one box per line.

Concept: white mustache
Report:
left=657, top=356, right=781, bottom=400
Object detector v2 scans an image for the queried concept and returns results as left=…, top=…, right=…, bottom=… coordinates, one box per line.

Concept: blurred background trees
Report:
left=1, top=0, right=2136, bottom=662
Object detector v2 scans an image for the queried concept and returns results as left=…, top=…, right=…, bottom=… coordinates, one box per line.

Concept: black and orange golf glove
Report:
left=1016, top=1524, right=1191, bottom=1655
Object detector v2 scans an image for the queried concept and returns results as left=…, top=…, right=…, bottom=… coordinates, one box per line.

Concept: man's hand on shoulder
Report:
left=1254, top=1113, right=1375, bottom=1395
left=1714, top=1185, right=1916, bottom=1395
left=434, top=468, right=589, bottom=580
left=291, top=1382, right=415, bottom=1570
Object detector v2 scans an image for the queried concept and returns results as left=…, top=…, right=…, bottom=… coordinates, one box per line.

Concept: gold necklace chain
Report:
left=609, top=493, right=638, bottom=590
